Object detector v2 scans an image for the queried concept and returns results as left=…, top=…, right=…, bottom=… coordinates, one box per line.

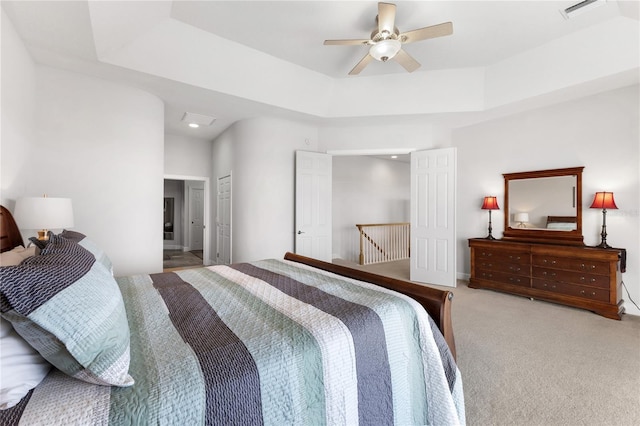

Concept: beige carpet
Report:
left=333, top=258, right=640, bottom=426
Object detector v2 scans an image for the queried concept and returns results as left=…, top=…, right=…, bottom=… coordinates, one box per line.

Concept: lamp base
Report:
left=595, top=241, right=612, bottom=249
left=37, top=229, right=50, bottom=241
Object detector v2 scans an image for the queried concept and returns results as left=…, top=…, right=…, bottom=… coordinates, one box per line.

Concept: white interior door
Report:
left=189, top=187, right=204, bottom=251
left=410, top=148, right=457, bottom=287
left=217, top=175, right=232, bottom=265
left=295, top=151, right=332, bottom=262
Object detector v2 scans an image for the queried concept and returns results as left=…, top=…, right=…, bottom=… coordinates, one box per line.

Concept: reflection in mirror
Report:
left=509, top=176, right=576, bottom=229
left=503, top=166, right=584, bottom=245
left=163, top=197, right=174, bottom=240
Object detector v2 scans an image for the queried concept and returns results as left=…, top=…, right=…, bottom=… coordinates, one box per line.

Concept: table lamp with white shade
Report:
left=514, top=212, right=529, bottom=228
left=14, top=196, right=74, bottom=241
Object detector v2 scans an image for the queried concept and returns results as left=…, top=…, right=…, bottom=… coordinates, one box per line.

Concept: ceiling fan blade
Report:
left=400, top=22, right=453, bottom=43
left=394, top=49, right=421, bottom=73
left=349, top=54, right=374, bottom=75
left=377, top=2, right=396, bottom=36
left=324, top=39, right=371, bottom=46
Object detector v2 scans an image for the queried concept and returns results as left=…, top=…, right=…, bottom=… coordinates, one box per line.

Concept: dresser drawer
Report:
left=532, top=279, right=609, bottom=302
left=532, top=255, right=609, bottom=275
left=475, top=268, right=530, bottom=287
left=476, top=259, right=529, bottom=275
left=476, top=249, right=530, bottom=265
left=531, top=267, right=610, bottom=289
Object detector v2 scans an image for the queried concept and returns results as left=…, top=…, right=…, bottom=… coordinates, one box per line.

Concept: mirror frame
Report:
left=502, top=166, right=584, bottom=246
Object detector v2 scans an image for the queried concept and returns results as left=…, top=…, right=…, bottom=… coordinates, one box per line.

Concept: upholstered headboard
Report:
left=0, top=205, right=24, bottom=252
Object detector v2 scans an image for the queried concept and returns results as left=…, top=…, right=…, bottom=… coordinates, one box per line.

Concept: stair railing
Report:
left=356, top=222, right=410, bottom=265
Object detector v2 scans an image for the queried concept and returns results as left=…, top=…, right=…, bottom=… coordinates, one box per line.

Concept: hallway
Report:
left=163, top=249, right=203, bottom=271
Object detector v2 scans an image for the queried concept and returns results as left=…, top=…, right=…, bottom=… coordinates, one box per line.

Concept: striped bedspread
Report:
left=3, top=259, right=465, bottom=425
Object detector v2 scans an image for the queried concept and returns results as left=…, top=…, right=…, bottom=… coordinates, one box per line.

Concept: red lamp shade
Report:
left=481, top=196, right=500, bottom=210
left=590, top=192, right=618, bottom=210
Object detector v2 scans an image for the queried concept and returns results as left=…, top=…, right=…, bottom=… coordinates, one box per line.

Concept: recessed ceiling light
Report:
left=188, top=123, right=199, bottom=128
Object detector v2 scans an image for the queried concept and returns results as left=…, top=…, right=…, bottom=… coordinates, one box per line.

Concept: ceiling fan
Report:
left=324, top=2, right=453, bottom=75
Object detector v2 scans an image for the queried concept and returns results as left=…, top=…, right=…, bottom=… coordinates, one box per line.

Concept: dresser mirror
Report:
left=502, top=167, right=584, bottom=245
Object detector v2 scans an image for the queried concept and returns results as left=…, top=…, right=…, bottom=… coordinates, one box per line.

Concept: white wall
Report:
left=212, top=117, right=319, bottom=263
left=318, top=120, right=446, bottom=153
left=454, top=85, right=640, bottom=316
left=164, top=133, right=213, bottom=177
left=31, top=66, right=165, bottom=276
left=1, top=11, right=165, bottom=276
left=332, top=156, right=410, bottom=262
left=0, top=10, right=36, bottom=207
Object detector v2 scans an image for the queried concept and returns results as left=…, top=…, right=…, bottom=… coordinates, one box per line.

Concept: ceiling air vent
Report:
left=560, top=0, right=607, bottom=19
left=181, top=112, right=216, bottom=128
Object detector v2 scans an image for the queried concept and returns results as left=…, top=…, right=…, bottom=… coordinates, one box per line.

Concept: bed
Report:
left=545, top=215, right=578, bottom=231
left=0, top=205, right=465, bottom=425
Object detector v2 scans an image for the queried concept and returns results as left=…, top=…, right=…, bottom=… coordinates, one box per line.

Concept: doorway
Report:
left=163, top=175, right=210, bottom=270
left=324, top=148, right=457, bottom=287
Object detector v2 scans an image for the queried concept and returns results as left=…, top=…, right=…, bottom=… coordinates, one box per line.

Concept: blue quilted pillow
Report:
left=59, top=229, right=113, bottom=274
left=0, top=234, right=133, bottom=387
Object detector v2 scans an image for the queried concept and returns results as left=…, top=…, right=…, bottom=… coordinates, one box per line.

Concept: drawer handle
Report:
left=509, top=255, right=520, bottom=260
left=509, top=266, right=520, bottom=271
left=542, top=259, right=557, bottom=265
left=542, top=271, right=556, bottom=277
left=542, top=283, right=556, bottom=289
left=509, top=277, right=520, bottom=283
left=581, top=290, right=598, bottom=297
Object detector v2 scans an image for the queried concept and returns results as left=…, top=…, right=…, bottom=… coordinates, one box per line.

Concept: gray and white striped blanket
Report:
left=3, top=259, right=465, bottom=425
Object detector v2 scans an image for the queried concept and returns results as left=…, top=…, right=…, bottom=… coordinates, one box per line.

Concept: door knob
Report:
left=297, top=230, right=305, bottom=234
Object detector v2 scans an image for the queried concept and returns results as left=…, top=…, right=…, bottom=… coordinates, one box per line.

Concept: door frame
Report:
left=164, top=174, right=211, bottom=265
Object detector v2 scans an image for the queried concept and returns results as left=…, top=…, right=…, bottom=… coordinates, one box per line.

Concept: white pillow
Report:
left=0, top=319, right=52, bottom=410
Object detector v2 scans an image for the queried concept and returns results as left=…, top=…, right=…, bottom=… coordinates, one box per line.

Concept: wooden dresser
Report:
left=468, top=238, right=624, bottom=319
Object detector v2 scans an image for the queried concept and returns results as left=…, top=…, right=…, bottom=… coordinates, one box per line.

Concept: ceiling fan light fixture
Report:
left=369, top=38, right=401, bottom=62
